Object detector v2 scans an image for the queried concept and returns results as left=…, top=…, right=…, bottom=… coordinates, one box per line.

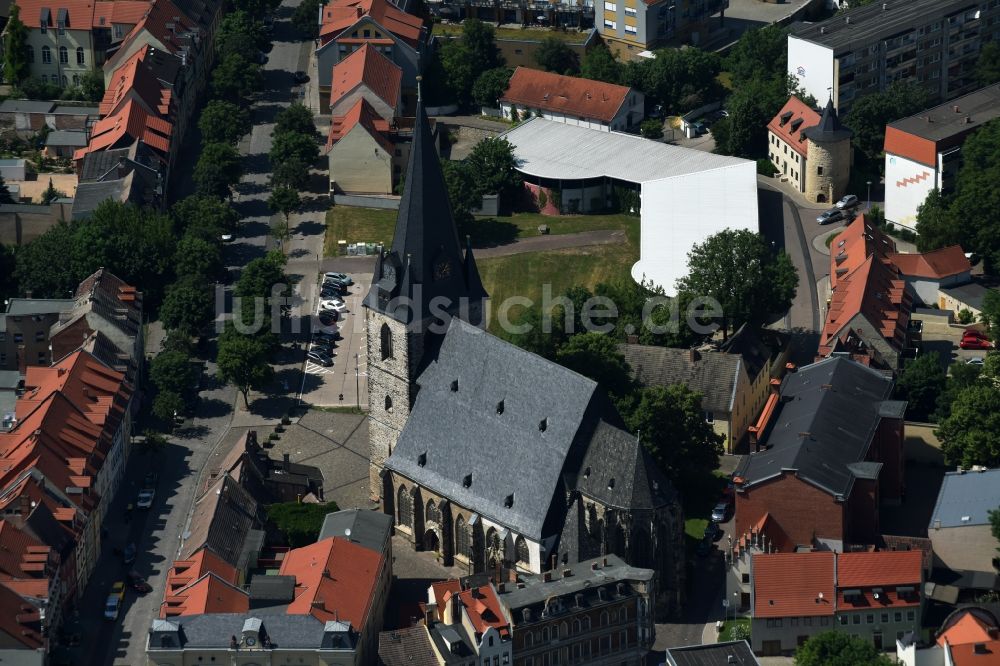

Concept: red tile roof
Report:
left=947, top=641, right=1000, bottom=664
left=888, top=245, right=971, bottom=280
left=280, top=536, right=383, bottom=628
left=430, top=580, right=461, bottom=621
left=118, top=0, right=198, bottom=55
left=326, top=97, right=393, bottom=153
left=820, top=254, right=912, bottom=357
left=92, top=0, right=150, bottom=27
left=938, top=608, right=1000, bottom=647
left=100, top=46, right=173, bottom=118
left=165, top=548, right=239, bottom=592
left=0, top=521, right=50, bottom=580
left=161, top=572, right=249, bottom=617
left=733, top=512, right=793, bottom=556
left=753, top=552, right=835, bottom=618
left=76, top=97, right=172, bottom=160
left=836, top=550, right=922, bottom=609
left=13, top=0, right=95, bottom=29
left=458, top=585, right=509, bottom=639
left=501, top=67, right=633, bottom=124
left=329, top=43, right=402, bottom=113
left=767, top=96, right=821, bottom=157
left=0, top=582, right=43, bottom=649
left=320, top=0, right=423, bottom=47
left=829, top=214, right=895, bottom=291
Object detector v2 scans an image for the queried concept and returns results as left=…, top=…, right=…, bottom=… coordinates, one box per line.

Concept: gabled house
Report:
left=929, top=468, right=1000, bottom=575
left=500, top=67, right=643, bottom=132
left=326, top=97, right=405, bottom=195
left=328, top=42, right=402, bottom=118
left=0, top=520, right=62, bottom=640
left=314, top=0, right=425, bottom=114
left=734, top=356, right=906, bottom=553
left=621, top=324, right=774, bottom=453
left=10, top=0, right=104, bottom=86
left=887, top=246, right=972, bottom=307
left=72, top=141, right=165, bottom=220
left=0, top=581, right=45, bottom=665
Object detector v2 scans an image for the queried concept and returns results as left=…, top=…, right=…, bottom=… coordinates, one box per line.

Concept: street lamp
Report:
left=866, top=180, right=872, bottom=211
left=355, top=353, right=360, bottom=409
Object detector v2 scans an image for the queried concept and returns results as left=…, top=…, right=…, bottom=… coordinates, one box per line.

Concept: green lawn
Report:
left=433, top=23, right=589, bottom=43
left=685, top=517, right=709, bottom=542
left=718, top=617, right=751, bottom=643
left=324, top=206, right=397, bottom=255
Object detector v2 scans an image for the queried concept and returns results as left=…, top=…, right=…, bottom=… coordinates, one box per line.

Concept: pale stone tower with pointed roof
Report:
left=362, top=88, right=488, bottom=500
left=804, top=97, right=853, bottom=204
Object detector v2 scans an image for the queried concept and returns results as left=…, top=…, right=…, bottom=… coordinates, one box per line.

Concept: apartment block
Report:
left=598, top=0, right=728, bottom=56
left=788, top=0, right=1000, bottom=115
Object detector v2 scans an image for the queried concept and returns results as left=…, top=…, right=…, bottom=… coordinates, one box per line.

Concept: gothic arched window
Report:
left=380, top=322, right=393, bottom=360
left=455, top=515, right=469, bottom=558
left=397, top=485, right=412, bottom=527
left=515, top=536, right=530, bottom=565
left=425, top=500, right=441, bottom=524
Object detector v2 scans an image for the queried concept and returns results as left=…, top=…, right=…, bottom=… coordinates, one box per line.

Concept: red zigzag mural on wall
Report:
left=896, top=171, right=931, bottom=188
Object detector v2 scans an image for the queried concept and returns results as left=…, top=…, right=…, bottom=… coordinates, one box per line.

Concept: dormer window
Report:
left=463, top=474, right=472, bottom=488
left=504, top=493, right=514, bottom=508
left=496, top=400, right=504, bottom=415
left=450, top=379, right=458, bottom=392
left=608, top=478, right=615, bottom=490
left=583, top=467, right=591, bottom=478
left=790, top=118, right=803, bottom=132
left=779, top=110, right=793, bottom=125
left=417, top=452, right=427, bottom=467
left=539, top=418, right=547, bottom=432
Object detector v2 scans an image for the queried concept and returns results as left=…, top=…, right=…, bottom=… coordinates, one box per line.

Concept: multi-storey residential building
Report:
left=423, top=579, right=512, bottom=664
left=751, top=550, right=923, bottom=656
left=500, top=67, right=643, bottom=131
left=500, top=555, right=655, bottom=666
left=598, top=0, right=728, bottom=57
left=788, top=0, right=1000, bottom=115
left=884, top=83, right=1000, bottom=231
left=0, top=297, right=75, bottom=372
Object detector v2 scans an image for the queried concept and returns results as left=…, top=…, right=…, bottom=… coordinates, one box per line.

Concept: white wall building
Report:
left=503, top=118, right=758, bottom=295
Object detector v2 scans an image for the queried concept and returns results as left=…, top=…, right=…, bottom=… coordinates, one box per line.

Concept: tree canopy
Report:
left=212, top=53, right=263, bottom=105
left=150, top=350, right=201, bottom=400
left=3, top=5, right=29, bottom=86
left=266, top=502, right=339, bottom=547
left=675, top=229, right=798, bottom=338
left=199, top=100, right=252, bottom=146
left=937, top=380, right=1000, bottom=469
left=217, top=324, right=275, bottom=407
left=534, top=37, right=579, bottom=75
left=270, top=131, right=319, bottom=168
left=845, top=81, right=931, bottom=164
left=976, top=42, right=1000, bottom=87
left=580, top=43, right=621, bottom=84
left=472, top=67, right=512, bottom=109
left=195, top=142, right=244, bottom=198
left=172, top=195, right=238, bottom=240
left=441, top=159, right=481, bottom=224
left=555, top=333, right=635, bottom=399
left=269, top=187, right=301, bottom=223
left=725, top=25, right=787, bottom=87
left=794, top=631, right=895, bottom=666
left=438, top=20, right=503, bottom=109
left=274, top=103, right=316, bottom=137
left=292, top=0, right=320, bottom=37
left=160, top=277, right=215, bottom=337
left=895, top=352, right=947, bottom=422
left=637, top=47, right=722, bottom=112
left=465, top=136, right=522, bottom=203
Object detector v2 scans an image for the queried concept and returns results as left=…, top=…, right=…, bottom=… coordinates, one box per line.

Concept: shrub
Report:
left=536, top=188, right=548, bottom=209
left=756, top=159, right=778, bottom=177
left=958, top=308, right=974, bottom=324
left=730, top=622, right=751, bottom=641
left=266, top=502, right=339, bottom=548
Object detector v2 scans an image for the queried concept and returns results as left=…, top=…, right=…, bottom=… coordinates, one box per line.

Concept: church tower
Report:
left=362, top=86, right=488, bottom=500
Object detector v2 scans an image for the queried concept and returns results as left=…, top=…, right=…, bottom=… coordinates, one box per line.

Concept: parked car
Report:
left=317, top=312, right=339, bottom=326
left=220, top=233, right=234, bottom=243
left=123, top=542, right=136, bottom=565
left=136, top=488, right=155, bottom=510
left=711, top=502, right=729, bottom=523
left=320, top=300, right=348, bottom=312
left=962, top=329, right=989, bottom=341
left=104, top=581, right=125, bottom=620
left=317, top=324, right=339, bottom=336
left=307, top=350, right=334, bottom=367
left=325, top=272, right=353, bottom=285
left=292, top=71, right=309, bottom=84
left=836, top=194, right=859, bottom=209
left=128, top=571, right=152, bottom=594
left=967, top=356, right=985, bottom=366
left=960, top=336, right=993, bottom=350
left=816, top=208, right=846, bottom=225
left=704, top=522, right=722, bottom=541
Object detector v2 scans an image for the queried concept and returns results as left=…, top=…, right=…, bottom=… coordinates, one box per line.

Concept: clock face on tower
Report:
left=383, top=262, right=396, bottom=281
left=434, top=258, right=452, bottom=281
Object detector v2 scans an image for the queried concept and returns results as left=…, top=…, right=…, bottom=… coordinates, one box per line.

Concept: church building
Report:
left=363, top=88, right=685, bottom=619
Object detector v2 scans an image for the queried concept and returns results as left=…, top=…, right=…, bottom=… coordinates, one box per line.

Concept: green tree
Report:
left=292, top=0, right=320, bottom=37
left=990, top=506, right=1000, bottom=559
left=895, top=352, right=947, bottom=422
left=40, top=178, right=66, bottom=204
left=217, top=325, right=275, bottom=407
left=3, top=5, right=29, bottom=86
left=150, top=350, right=200, bottom=398
left=172, top=195, right=238, bottom=240
left=472, top=67, right=512, bottom=109
left=845, top=81, right=931, bottom=164
left=623, top=384, right=724, bottom=484
left=77, top=70, right=105, bottom=102
left=269, top=131, right=318, bottom=168
left=555, top=333, right=635, bottom=399
left=936, top=383, right=1000, bottom=468
left=272, top=156, right=310, bottom=189
left=640, top=47, right=722, bottom=112
left=466, top=136, right=522, bottom=203
left=580, top=43, right=621, bottom=84
left=675, top=229, right=798, bottom=338
left=237, top=250, right=288, bottom=299
left=194, top=142, right=244, bottom=198
left=14, top=222, right=84, bottom=298
left=439, top=40, right=476, bottom=109
left=441, top=159, right=482, bottom=224
left=976, top=42, right=1000, bottom=87
left=175, top=235, right=223, bottom=281
left=640, top=119, right=663, bottom=140
left=794, top=631, right=895, bottom=666
left=534, top=37, right=579, bottom=74
left=269, top=218, right=291, bottom=250
left=981, top=290, right=1000, bottom=339
left=199, top=100, right=252, bottom=146
left=0, top=174, right=14, bottom=204
left=948, top=119, right=1000, bottom=271
left=915, top=188, right=958, bottom=252
left=934, top=362, right=982, bottom=422
left=160, top=278, right=215, bottom=337
left=217, top=10, right=268, bottom=56
left=268, top=186, right=301, bottom=223
left=461, top=19, right=503, bottom=76
left=153, top=390, right=187, bottom=423
left=266, top=502, right=339, bottom=547
left=724, top=24, right=787, bottom=88
left=714, top=74, right=791, bottom=158
left=212, top=53, right=263, bottom=104
left=274, top=103, right=316, bottom=137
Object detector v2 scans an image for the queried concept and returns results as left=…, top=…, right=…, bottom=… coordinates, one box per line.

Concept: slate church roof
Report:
left=385, top=319, right=674, bottom=540
left=364, top=96, right=488, bottom=325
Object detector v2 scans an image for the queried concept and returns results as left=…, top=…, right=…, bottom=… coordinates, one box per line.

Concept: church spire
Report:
left=363, top=80, right=488, bottom=325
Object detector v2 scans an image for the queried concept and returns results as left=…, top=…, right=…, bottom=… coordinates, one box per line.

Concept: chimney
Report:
left=450, top=594, right=463, bottom=624
left=356, top=6, right=362, bottom=16
left=954, top=105, right=960, bottom=113
left=785, top=362, right=797, bottom=373
left=542, top=571, right=552, bottom=583
left=24, top=290, right=32, bottom=299
left=602, top=557, right=608, bottom=566
left=626, top=334, right=638, bottom=344
left=562, top=568, right=572, bottom=578
left=424, top=603, right=436, bottom=626
left=282, top=453, right=290, bottom=471
left=689, top=348, right=699, bottom=363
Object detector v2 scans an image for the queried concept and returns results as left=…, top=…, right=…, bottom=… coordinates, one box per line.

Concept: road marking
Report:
left=305, top=362, right=334, bottom=375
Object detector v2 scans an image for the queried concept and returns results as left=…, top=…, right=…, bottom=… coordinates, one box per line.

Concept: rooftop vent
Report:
left=583, top=467, right=591, bottom=478
left=539, top=418, right=547, bottom=432
left=463, top=474, right=472, bottom=488
left=608, top=478, right=615, bottom=490
left=504, top=493, right=514, bottom=508
left=417, top=452, right=427, bottom=467
left=450, top=379, right=458, bottom=392
left=496, top=400, right=504, bottom=415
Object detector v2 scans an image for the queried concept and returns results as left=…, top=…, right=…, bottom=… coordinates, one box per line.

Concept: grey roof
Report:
left=500, top=554, right=652, bottom=610
left=50, top=105, right=98, bottom=116
left=572, top=420, right=676, bottom=510
left=364, top=99, right=488, bottom=324
left=180, top=473, right=261, bottom=567
left=940, top=282, right=993, bottom=312
left=888, top=84, right=1000, bottom=143
left=79, top=147, right=133, bottom=182
left=379, top=626, right=440, bottom=666
left=249, top=575, right=295, bottom=606
left=735, top=356, right=897, bottom=498
left=45, top=130, right=88, bottom=148
left=665, top=640, right=761, bottom=666
left=621, top=344, right=744, bottom=414
left=5, top=299, right=75, bottom=315
left=0, top=371, right=20, bottom=390
left=147, top=610, right=328, bottom=650
left=802, top=98, right=852, bottom=143
left=386, top=318, right=607, bottom=540
left=427, top=622, right=476, bottom=664
left=318, top=509, right=392, bottom=555
left=791, top=0, right=972, bottom=53
left=71, top=178, right=132, bottom=221
left=0, top=159, right=26, bottom=167
left=930, top=468, right=1000, bottom=529
left=0, top=101, right=54, bottom=114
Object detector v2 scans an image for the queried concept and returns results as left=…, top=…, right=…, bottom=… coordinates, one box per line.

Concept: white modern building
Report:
left=503, top=118, right=758, bottom=295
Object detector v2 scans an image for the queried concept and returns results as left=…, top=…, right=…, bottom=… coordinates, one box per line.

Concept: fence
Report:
left=332, top=194, right=400, bottom=210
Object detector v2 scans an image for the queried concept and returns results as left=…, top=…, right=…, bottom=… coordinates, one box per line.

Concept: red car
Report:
left=963, top=329, right=989, bottom=341
left=960, top=336, right=993, bottom=350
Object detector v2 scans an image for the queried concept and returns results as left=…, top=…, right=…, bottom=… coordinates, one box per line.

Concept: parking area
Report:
left=298, top=271, right=372, bottom=408
left=912, top=312, right=992, bottom=369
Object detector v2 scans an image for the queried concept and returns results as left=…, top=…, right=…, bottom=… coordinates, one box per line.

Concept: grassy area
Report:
left=685, top=517, right=709, bottom=542
left=433, top=23, right=589, bottom=43
left=718, top=617, right=751, bottom=643
left=324, top=206, right=637, bottom=256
